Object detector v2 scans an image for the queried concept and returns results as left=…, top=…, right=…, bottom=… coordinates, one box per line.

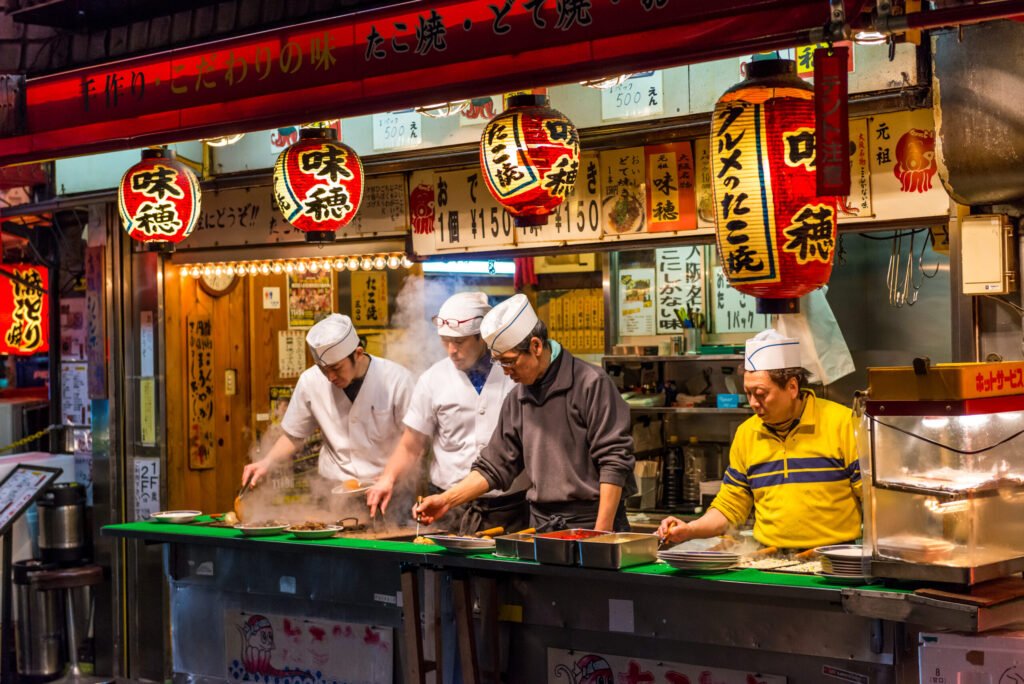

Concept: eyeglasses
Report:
left=432, top=315, right=483, bottom=330
left=493, top=352, right=522, bottom=369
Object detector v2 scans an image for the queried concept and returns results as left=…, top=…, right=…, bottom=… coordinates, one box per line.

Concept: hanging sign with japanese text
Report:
left=351, top=271, right=389, bottom=328
left=814, top=46, right=851, bottom=196
left=0, top=264, right=48, bottom=355
left=601, top=71, right=663, bottom=121
left=186, top=315, right=215, bottom=470
left=645, top=142, right=697, bottom=232
left=655, top=247, right=704, bottom=335
left=372, top=109, right=422, bottom=151
left=600, top=147, right=647, bottom=235
left=517, top=151, right=602, bottom=245
left=838, top=117, right=872, bottom=219
left=794, top=41, right=854, bottom=79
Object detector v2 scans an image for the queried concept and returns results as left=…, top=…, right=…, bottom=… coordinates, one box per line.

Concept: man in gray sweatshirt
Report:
left=414, top=294, right=635, bottom=532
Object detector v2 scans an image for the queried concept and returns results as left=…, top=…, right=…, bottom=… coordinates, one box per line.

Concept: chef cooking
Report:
left=366, top=291, right=530, bottom=534
left=240, top=313, right=414, bottom=490
left=414, top=294, right=636, bottom=532
left=658, top=328, right=863, bottom=550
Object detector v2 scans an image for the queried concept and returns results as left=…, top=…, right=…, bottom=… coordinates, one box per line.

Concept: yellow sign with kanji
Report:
left=351, top=271, right=389, bottom=327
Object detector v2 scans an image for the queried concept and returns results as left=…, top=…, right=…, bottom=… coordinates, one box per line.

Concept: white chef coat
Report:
left=281, top=356, right=414, bottom=483
left=403, top=357, right=514, bottom=495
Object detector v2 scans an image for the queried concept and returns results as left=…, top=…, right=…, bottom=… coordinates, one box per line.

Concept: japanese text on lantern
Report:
left=711, top=104, right=778, bottom=284
left=782, top=203, right=835, bottom=264
left=187, top=315, right=215, bottom=470
left=540, top=117, right=579, bottom=199
left=482, top=115, right=537, bottom=198
left=129, top=164, right=185, bottom=237
left=298, top=144, right=355, bottom=223
left=4, top=267, right=46, bottom=353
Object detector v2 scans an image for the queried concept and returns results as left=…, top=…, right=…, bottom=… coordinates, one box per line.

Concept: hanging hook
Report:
left=904, top=232, right=920, bottom=306
left=919, top=232, right=941, bottom=279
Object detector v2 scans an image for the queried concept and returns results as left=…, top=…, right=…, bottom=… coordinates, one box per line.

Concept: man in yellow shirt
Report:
left=658, top=329, right=862, bottom=549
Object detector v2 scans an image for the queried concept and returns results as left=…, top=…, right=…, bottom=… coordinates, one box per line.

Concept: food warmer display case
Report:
left=858, top=360, right=1024, bottom=584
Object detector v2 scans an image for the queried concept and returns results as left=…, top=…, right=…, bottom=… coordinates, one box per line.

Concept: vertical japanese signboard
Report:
left=866, top=109, right=947, bottom=219
left=186, top=315, right=215, bottom=470
left=85, top=247, right=106, bottom=398
left=645, top=142, right=697, bottom=232
left=600, top=148, right=646, bottom=235
left=814, top=46, right=851, bottom=196
left=351, top=271, right=389, bottom=327
left=839, top=117, right=872, bottom=219
left=656, top=247, right=704, bottom=335
left=0, top=264, right=48, bottom=355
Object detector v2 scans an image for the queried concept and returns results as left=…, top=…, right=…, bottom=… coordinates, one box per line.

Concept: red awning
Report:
left=0, top=0, right=867, bottom=166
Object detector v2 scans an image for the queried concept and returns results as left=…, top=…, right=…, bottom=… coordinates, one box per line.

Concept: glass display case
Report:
left=858, top=363, right=1024, bottom=584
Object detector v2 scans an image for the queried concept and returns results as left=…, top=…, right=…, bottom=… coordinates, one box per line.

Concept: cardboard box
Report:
left=918, top=631, right=1024, bottom=683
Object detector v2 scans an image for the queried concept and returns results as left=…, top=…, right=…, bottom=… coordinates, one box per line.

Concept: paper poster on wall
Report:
left=60, top=298, right=86, bottom=361
left=618, top=268, right=655, bottom=336
left=140, top=377, right=156, bottom=445
left=712, top=267, right=770, bottom=334
left=186, top=315, right=215, bottom=470
left=601, top=71, right=663, bottom=121
left=351, top=271, right=389, bottom=327
left=838, top=117, right=873, bottom=219
left=348, top=176, right=409, bottom=236
left=277, top=330, right=306, bottom=379
left=547, top=648, right=786, bottom=684
left=645, top=142, right=697, bottom=232
left=269, top=386, right=292, bottom=424
left=224, top=610, right=393, bottom=684
left=287, top=272, right=333, bottom=329
left=693, top=137, right=715, bottom=229
left=133, top=457, right=160, bottom=521
left=600, top=147, right=646, bottom=235
left=140, top=310, right=155, bottom=377
left=655, top=247, right=704, bottom=335
left=372, top=110, right=422, bottom=151
left=61, top=362, right=89, bottom=425
left=863, top=109, right=948, bottom=221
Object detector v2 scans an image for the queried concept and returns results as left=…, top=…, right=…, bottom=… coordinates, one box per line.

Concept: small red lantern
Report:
left=0, top=264, right=49, bottom=355
left=711, top=59, right=839, bottom=314
left=273, top=128, right=364, bottom=243
left=119, top=149, right=201, bottom=252
left=480, top=94, right=580, bottom=227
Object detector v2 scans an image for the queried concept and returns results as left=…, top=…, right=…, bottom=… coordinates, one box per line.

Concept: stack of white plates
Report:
left=657, top=549, right=739, bottom=573
left=814, top=544, right=870, bottom=583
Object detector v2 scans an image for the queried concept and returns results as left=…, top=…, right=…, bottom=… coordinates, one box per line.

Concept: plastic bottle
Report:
left=663, top=435, right=683, bottom=509
left=683, top=436, right=706, bottom=505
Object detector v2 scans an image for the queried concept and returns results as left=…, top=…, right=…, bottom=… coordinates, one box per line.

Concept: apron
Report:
left=530, top=500, right=631, bottom=533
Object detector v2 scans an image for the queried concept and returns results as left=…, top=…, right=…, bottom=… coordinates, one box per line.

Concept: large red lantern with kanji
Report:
left=480, top=94, right=580, bottom=227
left=118, top=148, right=201, bottom=252
left=711, top=59, right=838, bottom=314
left=273, top=128, right=364, bottom=243
left=0, top=264, right=49, bottom=355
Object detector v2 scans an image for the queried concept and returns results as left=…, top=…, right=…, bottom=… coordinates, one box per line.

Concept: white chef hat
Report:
left=306, top=313, right=360, bottom=366
left=435, top=292, right=491, bottom=337
left=744, top=328, right=802, bottom=372
left=480, top=294, right=539, bottom=354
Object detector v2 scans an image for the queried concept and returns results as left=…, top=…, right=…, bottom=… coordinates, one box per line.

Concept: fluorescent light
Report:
left=853, top=29, right=887, bottom=45
left=421, top=260, right=516, bottom=276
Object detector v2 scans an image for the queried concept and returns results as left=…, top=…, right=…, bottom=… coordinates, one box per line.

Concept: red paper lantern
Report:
left=0, top=264, right=48, bottom=355
left=480, top=94, right=580, bottom=227
left=711, top=59, right=838, bottom=314
left=118, top=148, right=201, bottom=251
left=273, top=128, right=364, bottom=243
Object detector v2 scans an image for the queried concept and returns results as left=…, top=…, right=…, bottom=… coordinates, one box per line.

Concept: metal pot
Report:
left=13, top=559, right=63, bottom=679
left=37, top=482, right=88, bottom=564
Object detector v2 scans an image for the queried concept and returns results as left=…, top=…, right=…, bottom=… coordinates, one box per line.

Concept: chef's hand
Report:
left=657, top=516, right=690, bottom=544
left=413, top=494, right=450, bottom=525
left=241, top=460, right=270, bottom=489
left=366, top=477, right=395, bottom=518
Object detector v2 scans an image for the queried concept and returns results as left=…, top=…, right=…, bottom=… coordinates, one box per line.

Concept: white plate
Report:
left=285, top=525, right=343, bottom=540
left=815, top=545, right=863, bottom=559
left=234, top=523, right=288, bottom=537
left=150, top=510, right=202, bottom=523
left=425, top=535, right=497, bottom=553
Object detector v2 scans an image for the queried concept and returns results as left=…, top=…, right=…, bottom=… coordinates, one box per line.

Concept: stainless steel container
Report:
left=577, top=533, right=659, bottom=569
left=38, top=482, right=88, bottom=564
left=494, top=533, right=535, bottom=560
left=533, top=529, right=605, bottom=566
left=13, top=560, right=63, bottom=679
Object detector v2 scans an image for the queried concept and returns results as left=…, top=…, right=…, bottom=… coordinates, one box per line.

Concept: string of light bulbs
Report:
left=177, top=253, right=414, bottom=279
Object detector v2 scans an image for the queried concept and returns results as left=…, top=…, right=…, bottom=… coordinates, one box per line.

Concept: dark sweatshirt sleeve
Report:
left=471, top=392, right=525, bottom=491
left=584, top=369, right=635, bottom=487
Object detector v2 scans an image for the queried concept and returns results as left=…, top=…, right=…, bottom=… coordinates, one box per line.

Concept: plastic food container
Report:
left=533, top=529, right=606, bottom=566
left=577, top=533, right=658, bottom=569
left=494, top=533, right=535, bottom=560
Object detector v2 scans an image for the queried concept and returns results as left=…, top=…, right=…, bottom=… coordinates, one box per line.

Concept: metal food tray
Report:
left=577, top=533, right=658, bottom=569
left=494, top=533, right=535, bottom=560
left=534, top=529, right=606, bottom=566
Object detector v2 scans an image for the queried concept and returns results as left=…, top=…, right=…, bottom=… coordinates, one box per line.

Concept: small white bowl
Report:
left=150, top=510, right=202, bottom=524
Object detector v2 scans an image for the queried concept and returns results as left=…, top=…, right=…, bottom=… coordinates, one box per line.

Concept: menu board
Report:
left=0, top=465, right=60, bottom=534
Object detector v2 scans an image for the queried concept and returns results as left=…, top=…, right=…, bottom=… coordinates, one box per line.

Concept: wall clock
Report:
left=198, top=271, right=239, bottom=297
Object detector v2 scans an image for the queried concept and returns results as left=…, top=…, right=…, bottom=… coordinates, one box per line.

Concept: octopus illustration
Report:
left=237, top=614, right=313, bottom=681
left=893, top=128, right=937, bottom=193
left=409, top=183, right=436, bottom=235
left=554, top=654, right=615, bottom=684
